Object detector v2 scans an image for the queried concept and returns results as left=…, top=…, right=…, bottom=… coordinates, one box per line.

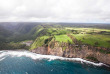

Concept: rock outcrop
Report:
left=31, top=41, right=110, bottom=65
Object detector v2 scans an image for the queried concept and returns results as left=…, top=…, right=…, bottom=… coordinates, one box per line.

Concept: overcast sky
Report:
left=0, top=0, right=110, bottom=23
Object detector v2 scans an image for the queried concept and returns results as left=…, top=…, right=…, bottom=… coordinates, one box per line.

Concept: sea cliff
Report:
left=31, top=40, right=110, bottom=65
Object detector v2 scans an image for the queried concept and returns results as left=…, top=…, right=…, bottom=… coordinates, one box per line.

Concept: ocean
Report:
left=0, top=50, right=110, bottom=74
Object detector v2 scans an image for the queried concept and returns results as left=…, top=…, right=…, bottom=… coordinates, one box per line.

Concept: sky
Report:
left=0, top=0, right=110, bottom=23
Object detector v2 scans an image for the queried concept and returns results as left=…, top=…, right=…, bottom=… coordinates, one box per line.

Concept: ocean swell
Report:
left=0, top=50, right=107, bottom=67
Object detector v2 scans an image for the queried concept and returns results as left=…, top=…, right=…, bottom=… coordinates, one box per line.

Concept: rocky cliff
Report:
left=31, top=40, right=110, bottom=65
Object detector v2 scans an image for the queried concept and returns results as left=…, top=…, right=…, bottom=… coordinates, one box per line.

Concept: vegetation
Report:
left=99, top=49, right=110, bottom=54
left=30, top=36, right=49, bottom=50
left=30, top=26, right=110, bottom=54
left=72, top=34, right=110, bottom=48
left=0, top=42, right=28, bottom=50
left=0, top=22, right=110, bottom=51
left=55, top=35, right=73, bottom=43
left=86, top=56, right=98, bottom=62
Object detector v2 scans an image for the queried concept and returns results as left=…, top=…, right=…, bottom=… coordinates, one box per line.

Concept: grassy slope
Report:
left=66, top=27, right=110, bottom=32
left=30, top=35, right=73, bottom=50
left=55, top=35, right=73, bottom=43
left=73, top=34, right=110, bottom=48
left=30, top=29, right=73, bottom=50
left=65, top=27, right=110, bottom=48
left=30, top=36, right=49, bottom=50
left=30, top=27, right=110, bottom=50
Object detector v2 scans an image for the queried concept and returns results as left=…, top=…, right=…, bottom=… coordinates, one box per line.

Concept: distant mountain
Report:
left=0, top=25, right=12, bottom=43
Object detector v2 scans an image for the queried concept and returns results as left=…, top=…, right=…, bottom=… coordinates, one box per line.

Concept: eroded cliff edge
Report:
left=30, top=35, right=110, bottom=65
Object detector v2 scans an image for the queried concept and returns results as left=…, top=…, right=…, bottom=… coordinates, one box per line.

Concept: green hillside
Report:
left=0, top=23, right=110, bottom=50
left=30, top=27, right=110, bottom=50
left=55, top=35, right=73, bottom=43
left=73, top=34, right=110, bottom=48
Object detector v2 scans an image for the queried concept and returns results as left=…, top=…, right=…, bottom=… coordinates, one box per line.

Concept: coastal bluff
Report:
left=31, top=41, right=110, bottom=65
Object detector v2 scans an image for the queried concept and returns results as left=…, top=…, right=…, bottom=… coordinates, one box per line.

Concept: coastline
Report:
left=0, top=49, right=110, bottom=68
left=31, top=46, right=110, bottom=66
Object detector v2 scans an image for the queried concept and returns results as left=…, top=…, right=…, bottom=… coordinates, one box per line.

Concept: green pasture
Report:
left=72, top=34, right=110, bottom=48
left=55, top=35, right=73, bottom=43
left=30, top=36, right=49, bottom=50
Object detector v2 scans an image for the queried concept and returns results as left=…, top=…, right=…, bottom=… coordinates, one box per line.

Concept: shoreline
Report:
left=0, top=49, right=110, bottom=69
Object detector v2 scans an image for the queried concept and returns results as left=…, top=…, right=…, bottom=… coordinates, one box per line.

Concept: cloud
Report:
left=0, top=0, right=110, bottom=23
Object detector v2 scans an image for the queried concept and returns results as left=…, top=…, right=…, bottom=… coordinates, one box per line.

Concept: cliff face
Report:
left=31, top=41, right=110, bottom=65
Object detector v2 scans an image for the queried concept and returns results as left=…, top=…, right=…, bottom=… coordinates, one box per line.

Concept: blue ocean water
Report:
left=0, top=50, right=110, bottom=74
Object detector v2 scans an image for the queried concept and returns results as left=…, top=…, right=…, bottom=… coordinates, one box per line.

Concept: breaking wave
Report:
left=0, top=50, right=107, bottom=67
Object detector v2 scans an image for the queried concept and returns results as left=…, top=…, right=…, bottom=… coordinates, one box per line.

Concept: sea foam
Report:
left=0, top=50, right=107, bottom=67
